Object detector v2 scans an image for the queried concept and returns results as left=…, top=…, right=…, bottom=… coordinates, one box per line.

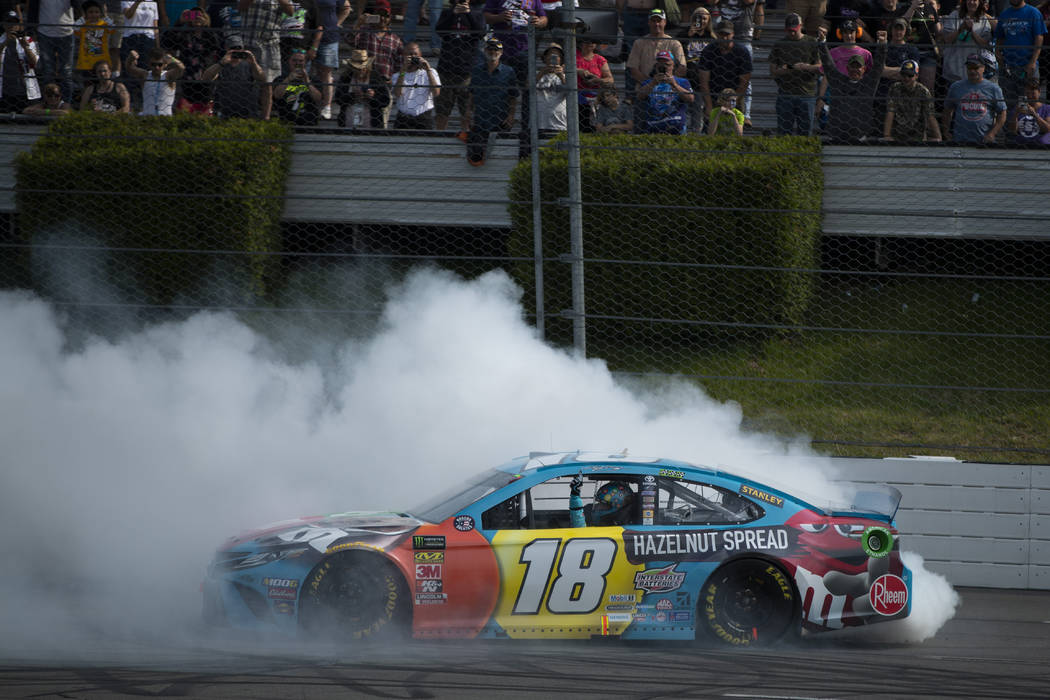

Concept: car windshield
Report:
left=408, top=468, right=521, bottom=524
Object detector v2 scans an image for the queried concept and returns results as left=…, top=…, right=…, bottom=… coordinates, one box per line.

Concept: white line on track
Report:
left=723, top=694, right=836, bottom=700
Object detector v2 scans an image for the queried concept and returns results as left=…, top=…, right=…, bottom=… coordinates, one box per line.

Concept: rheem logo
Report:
left=869, top=574, right=908, bottom=616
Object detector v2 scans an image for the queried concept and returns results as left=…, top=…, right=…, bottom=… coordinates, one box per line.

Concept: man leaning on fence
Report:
left=883, top=57, right=940, bottom=142
left=465, top=37, right=516, bottom=167
left=769, top=12, right=820, bottom=135
left=942, top=51, right=1007, bottom=144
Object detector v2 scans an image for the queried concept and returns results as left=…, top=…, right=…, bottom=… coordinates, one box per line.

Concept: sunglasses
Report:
left=291, top=48, right=306, bottom=53
left=151, top=62, right=164, bottom=67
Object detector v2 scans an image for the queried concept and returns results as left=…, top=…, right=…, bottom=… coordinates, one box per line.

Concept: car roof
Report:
left=498, top=450, right=720, bottom=477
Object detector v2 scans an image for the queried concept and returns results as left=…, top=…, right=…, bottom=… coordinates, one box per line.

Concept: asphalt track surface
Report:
left=2, top=587, right=1048, bottom=699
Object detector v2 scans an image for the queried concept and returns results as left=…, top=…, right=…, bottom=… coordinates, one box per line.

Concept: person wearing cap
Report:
left=696, top=18, right=750, bottom=123
left=466, top=38, right=517, bottom=165
left=871, top=16, right=919, bottom=131
left=769, top=12, right=821, bottom=135
left=483, top=0, right=546, bottom=151
left=202, top=37, right=267, bottom=118
left=534, top=42, right=566, bottom=132
left=0, top=10, right=39, bottom=113
left=994, top=0, right=1046, bottom=113
left=272, top=42, right=322, bottom=124
left=711, top=0, right=764, bottom=127
left=626, top=9, right=685, bottom=112
left=351, top=0, right=403, bottom=128
left=884, top=57, right=941, bottom=141
left=637, top=47, right=693, bottom=133
left=940, top=0, right=994, bottom=86
left=434, top=0, right=482, bottom=135
left=942, top=51, right=1007, bottom=143
left=25, top=0, right=76, bottom=103
left=817, top=28, right=886, bottom=141
left=1009, top=76, right=1050, bottom=144
left=618, top=0, right=662, bottom=94
left=335, top=48, right=391, bottom=127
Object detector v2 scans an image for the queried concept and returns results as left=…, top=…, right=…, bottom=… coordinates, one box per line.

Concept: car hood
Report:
left=223, top=511, right=424, bottom=549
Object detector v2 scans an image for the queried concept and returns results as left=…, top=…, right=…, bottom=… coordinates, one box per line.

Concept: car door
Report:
left=479, top=472, right=644, bottom=638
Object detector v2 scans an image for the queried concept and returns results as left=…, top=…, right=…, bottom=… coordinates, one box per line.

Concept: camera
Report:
left=409, top=56, right=422, bottom=68
left=233, top=50, right=251, bottom=59
left=366, top=14, right=380, bottom=24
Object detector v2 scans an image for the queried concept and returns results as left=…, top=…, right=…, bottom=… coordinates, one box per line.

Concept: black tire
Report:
left=299, top=552, right=410, bottom=641
left=699, top=558, right=797, bottom=647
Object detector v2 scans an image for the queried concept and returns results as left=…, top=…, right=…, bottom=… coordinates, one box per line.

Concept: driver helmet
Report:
left=591, top=482, right=635, bottom=525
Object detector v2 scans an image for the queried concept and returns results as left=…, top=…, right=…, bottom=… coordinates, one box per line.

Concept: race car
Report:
left=202, top=451, right=912, bottom=646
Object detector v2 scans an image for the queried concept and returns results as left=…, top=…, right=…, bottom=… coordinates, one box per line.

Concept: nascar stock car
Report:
left=202, top=451, right=912, bottom=647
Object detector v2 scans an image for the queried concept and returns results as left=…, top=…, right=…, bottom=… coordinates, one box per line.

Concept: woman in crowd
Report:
left=336, top=48, right=390, bottom=128
left=167, top=7, right=221, bottom=113
left=940, top=0, right=995, bottom=86
left=80, top=59, right=131, bottom=112
left=535, top=42, right=567, bottom=134
left=576, top=35, right=613, bottom=132
left=23, top=82, right=70, bottom=115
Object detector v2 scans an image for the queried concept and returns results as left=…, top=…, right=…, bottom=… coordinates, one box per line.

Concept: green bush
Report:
left=507, top=134, right=823, bottom=348
left=15, top=112, right=292, bottom=305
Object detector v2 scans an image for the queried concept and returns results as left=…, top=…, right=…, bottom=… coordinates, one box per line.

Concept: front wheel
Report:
left=699, top=559, right=797, bottom=647
left=299, top=552, right=410, bottom=641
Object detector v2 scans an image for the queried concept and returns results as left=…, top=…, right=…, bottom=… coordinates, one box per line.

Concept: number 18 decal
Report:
left=512, top=538, right=617, bottom=615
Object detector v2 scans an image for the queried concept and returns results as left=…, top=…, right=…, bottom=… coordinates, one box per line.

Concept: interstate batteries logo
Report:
left=634, top=565, right=686, bottom=594
left=869, top=574, right=908, bottom=615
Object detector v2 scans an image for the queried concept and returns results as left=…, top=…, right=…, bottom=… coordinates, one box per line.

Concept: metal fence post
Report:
left=561, top=6, right=585, bottom=356
left=527, top=25, right=544, bottom=340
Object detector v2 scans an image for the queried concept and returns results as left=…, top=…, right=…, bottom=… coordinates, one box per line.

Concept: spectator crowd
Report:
left=1, top=0, right=1047, bottom=161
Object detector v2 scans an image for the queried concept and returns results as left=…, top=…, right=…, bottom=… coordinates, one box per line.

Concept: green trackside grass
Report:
left=597, top=275, right=1050, bottom=464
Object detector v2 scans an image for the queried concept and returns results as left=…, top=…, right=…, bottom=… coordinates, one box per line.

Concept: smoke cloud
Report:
left=0, top=268, right=955, bottom=659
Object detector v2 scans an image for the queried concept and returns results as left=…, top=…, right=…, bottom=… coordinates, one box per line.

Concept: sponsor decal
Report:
left=675, top=591, right=692, bottom=608
left=606, top=613, right=632, bottom=623
left=655, top=598, right=673, bottom=611
left=453, top=515, right=475, bottom=532
left=642, top=509, right=654, bottom=519
left=642, top=475, right=656, bottom=485
left=608, top=593, right=636, bottom=603
left=658, top=469, right=685, bottom=479
left=414, top=551, right=444, bottom=563
left=634, top=565, right=686, bottom=594
left=415, top=563, right=443, bottom=579
left=655, top=611, right=667, bottom=623
left=267, top=586, right=298, bottom=600
left=587, top=466, right=624, bottom=472
left=624, top=528, right=793, bottom=564
left=413, top=535, right=446, bottom=550
left=326, top=540, right=386, bottom=555
left=262, top=578, right=298, bottom=588
left=862, top=526, right=894, bottom=559
left=415, top=592, right=447, bottom=605
left=416, top=578, right=443, bottom=594
left=605, top=603, right=635, bottom=611
left=633, top=613, right=648, bottom=622
left=671, top=611, right=692, bottom=622
left=273, top=601, right=295, bottom=615
left=869, top=574, right=908, bottom=616
left=739, top=484, right=784, bottom=508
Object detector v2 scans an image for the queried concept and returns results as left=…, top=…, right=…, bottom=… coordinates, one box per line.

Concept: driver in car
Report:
left=569, top=475, right=636, bottom=527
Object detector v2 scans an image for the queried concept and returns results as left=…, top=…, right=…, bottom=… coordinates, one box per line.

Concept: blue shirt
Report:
left=945, top=77, right=1007, bottom=143
left=470, top=61, right=518, bottom=129
left=995, top=3, right=1047, bottom=67
left=641, top=76, right=692, bottom=134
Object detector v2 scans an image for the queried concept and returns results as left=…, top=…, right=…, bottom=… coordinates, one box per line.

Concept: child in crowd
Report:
left=75, top=0, right=116, bottom=87
left=707, top=88, right=744, bottom=135
left=594, top=89, right=633, bottom=133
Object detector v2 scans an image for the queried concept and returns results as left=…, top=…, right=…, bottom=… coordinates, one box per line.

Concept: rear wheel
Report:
left=299, top=552, right=410, bottom=641
left=699, top=559, right=797, bottom=647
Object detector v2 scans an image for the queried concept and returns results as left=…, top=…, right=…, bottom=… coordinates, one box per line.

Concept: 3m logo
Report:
left=869, top=574, right=908, bottom=616
left=415, top=564, right=443, bottom=579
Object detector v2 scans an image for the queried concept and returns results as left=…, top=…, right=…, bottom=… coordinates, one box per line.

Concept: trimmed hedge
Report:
left=507, top=134, right=823, bottom=348
left=15, top=112, right=292, bottom=305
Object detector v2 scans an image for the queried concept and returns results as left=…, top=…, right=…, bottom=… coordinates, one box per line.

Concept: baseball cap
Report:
left=892, top=17, right=908, bottom=30
left=847, top=54, right=865, bottom=67
left=649, top=9, right=666, bottom=19
left=715, top=18, right=734, bottom=34
left=372, top=0, right=391, bottom=14
left=3, top=10, right=19, bottom=21
left=655, top=50, right=674, bottom=62
left=841, top=19, right=858, bottom=32
left=785, top=13, right=802, bottom=28
left=899, top=59, right=918, bottom=76
left=965, top=53, right=983, bottom=65
left=485, top=38, right=503, bottom=50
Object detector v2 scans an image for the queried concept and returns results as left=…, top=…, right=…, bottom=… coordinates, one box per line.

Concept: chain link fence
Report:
left=1, top=5, right=1048, bottom=461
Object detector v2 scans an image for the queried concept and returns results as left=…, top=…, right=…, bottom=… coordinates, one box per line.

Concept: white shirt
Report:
left=122, top=0, right=159, bottom=38
left=38, top=0, right=76, bottom=38
left=140, top=71, right=176, bottom=115
left=396, top=67, right=440, bottom=117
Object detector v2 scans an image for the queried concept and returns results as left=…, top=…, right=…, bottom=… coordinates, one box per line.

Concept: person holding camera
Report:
left=1009, top=76, right=1050, bottom=144
left=351, top=0, right=403, bottom=127
left=392, top=41, right=441, bottom=129
left=434, top=0, right=481, bottom=135
left=637, top=48, right=693, bottom=134
left=273, top=47, right=321, bottom=123
left=535, top=42, right=566, bottom=132
left=202, top=38, right=266, bottom=117
left=0, top=10, right=39, bottom=113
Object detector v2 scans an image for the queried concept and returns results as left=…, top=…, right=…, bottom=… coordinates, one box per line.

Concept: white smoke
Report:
left=0, top=268, right=956, bottom=658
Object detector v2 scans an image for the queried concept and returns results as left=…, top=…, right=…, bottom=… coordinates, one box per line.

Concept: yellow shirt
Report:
left=75, top=19, right=115, bottom=71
